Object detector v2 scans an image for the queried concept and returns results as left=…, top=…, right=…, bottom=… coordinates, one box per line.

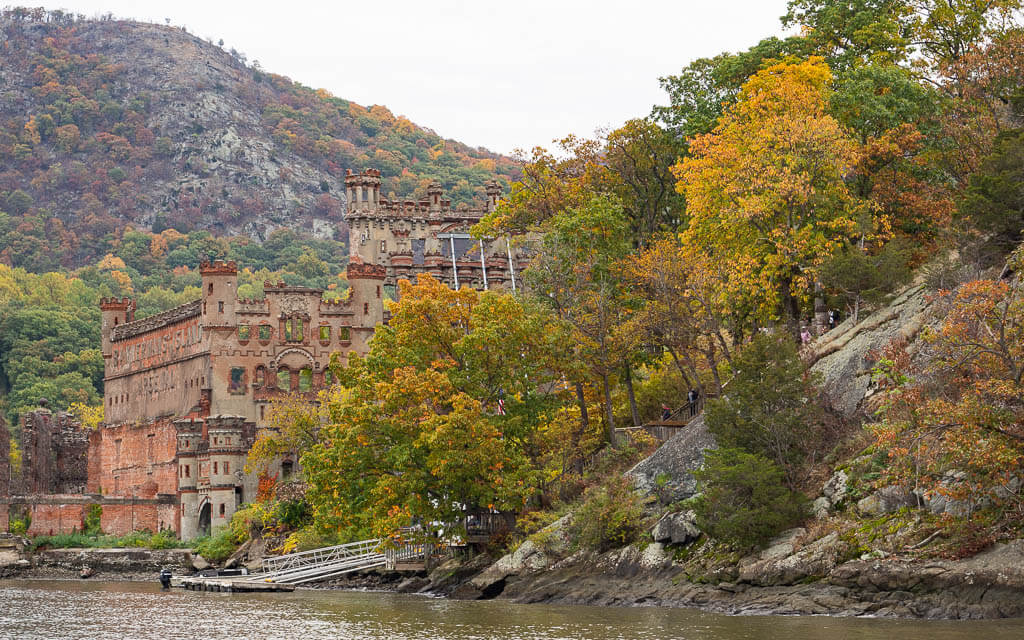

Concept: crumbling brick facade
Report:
left=0, top=417, right=9, bottom=499
left=91, top=254, right=385, bottom=539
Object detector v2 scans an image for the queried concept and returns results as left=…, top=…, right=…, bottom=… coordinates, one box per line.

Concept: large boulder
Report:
left=651, top=511, right=700, bottom=546
left=857, top=485, right=920, bottom=516
left=453, top=515, right=571, bottom=600
left=738, top=532, right=847, bottom=586
left=628, top=414, right=716, bottom=503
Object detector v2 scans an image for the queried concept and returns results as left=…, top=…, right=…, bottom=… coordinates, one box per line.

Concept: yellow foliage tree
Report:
left=69, top=402, right=104, bottom=430
left=673, top=58, right=863, bottom=330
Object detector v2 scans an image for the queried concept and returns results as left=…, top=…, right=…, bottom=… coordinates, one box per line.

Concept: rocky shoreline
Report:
left=437, top=529, right=1024, bottom=620
left=5, top=538, right=1024, bottom=620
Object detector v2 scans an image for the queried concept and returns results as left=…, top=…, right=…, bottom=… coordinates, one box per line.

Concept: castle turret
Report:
left=485, top=180, right=501, bottom=213
left=345, top=168, right=382, bottom=214
left=199, top=260, right=238, bottom=328
left=206, top=415, right=247, bottom=532
left=346, top=261, right=386, bottom=331
left=99, top=297, right=134, bottom=359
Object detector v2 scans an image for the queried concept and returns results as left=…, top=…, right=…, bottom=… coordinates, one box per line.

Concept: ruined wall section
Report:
left=20, top=409, right=89, bottom=494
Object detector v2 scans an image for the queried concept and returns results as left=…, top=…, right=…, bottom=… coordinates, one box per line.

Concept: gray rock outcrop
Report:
left=651, top=511, right=700, bottom=545
left=811, top=285, right=930, bottom=417
left=628, top=414, right=715, bottom=503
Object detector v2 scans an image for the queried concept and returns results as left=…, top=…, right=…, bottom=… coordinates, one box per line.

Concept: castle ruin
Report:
left=2, top=171, right=518, bottom=538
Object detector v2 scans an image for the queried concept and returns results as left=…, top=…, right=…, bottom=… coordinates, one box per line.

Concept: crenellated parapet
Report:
left=99, top=297, right=134, bottom=312
left=237, top=298, right=270, bottom=315
left=199, top=259, right=237, bottom=276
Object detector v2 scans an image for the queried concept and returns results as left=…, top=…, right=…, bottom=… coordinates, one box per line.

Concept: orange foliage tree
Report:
left=872, top=249, right=1024, bottom=523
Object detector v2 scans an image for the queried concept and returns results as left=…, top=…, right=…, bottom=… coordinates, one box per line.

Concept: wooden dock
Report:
left=175, top=576, right=295, bottom=592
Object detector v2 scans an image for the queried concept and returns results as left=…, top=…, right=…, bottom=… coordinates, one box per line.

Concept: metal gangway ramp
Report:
left=254, top=538, right=389, bottom=584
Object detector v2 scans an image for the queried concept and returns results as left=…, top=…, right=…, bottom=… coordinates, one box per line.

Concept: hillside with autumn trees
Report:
left=0, top=7, right=519, bottom=272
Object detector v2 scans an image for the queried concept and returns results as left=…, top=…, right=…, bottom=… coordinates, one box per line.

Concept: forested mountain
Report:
left=0, top=7, right=519, bottom=272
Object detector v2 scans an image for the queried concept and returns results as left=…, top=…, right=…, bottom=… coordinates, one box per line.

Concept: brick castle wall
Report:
left=0, top=418, right=9, bottom=498
left=89, top=418, right=179, bottom=498
left=20, top=409, right=89, bottom=494
left=25, top=502, right=87, bottom=536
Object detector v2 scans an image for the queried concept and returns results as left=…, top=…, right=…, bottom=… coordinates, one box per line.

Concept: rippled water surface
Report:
left=3, top=579, right=1024, bottom=640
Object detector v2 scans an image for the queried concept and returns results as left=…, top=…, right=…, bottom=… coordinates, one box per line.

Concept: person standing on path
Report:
left=687, top=388, right=699, bottom=417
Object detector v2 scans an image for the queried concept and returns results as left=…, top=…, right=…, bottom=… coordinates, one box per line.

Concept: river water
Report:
left=2, top=579, right=1024, bottom=640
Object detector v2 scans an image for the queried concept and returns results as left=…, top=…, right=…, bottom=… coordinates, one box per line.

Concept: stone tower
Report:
left=99, top=297, right=134, bottom=359
left=200, top=260, right=238, bottom=328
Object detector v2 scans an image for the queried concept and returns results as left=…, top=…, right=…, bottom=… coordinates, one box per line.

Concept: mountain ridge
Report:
left=0, top=8, right=519, bottom=271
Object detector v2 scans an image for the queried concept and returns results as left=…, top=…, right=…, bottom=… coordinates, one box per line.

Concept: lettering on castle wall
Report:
left=112, top=319, right=203, bottom=372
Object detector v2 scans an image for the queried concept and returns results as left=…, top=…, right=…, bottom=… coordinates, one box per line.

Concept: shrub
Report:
left=9, top=516, right=29, bottom=536
left=194, top=528, right=240, bottom=564
left=84, top=504, right=102, bottom=535
left=567, top=475, right=650, bottom=552
left=194, top=507, right=254, bottom=563
left=689, top=447, right=808, bottom=549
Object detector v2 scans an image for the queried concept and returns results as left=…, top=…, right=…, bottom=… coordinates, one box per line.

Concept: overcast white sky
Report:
left=35, top=1, right=794, bottom=155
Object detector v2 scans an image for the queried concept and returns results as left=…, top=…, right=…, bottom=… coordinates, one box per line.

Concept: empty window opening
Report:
left=219, top=503, right=225, bottom=517
left=299, top=367, right=313, bottom=392
left=319, top=325, right=330, bottom=341
left=229, top=367, right=247, bottom=393
left=277, top=368, right=291, bottom=392
left=238, top=324, right=250, bottom=340
left=214, top=461, right=218, bottom=474
left=258, top=324, right=271, bottom=340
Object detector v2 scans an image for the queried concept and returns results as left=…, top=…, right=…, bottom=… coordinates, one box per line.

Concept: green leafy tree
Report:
left=690, top=447, right=808, bottom=548
left=958, top=128, right=1024, bottom=259
left=818, top=238, right=913, bottom=321
left=526, top=194, right=635, bottom=446
left=300, top=275, right=568, bottom=542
